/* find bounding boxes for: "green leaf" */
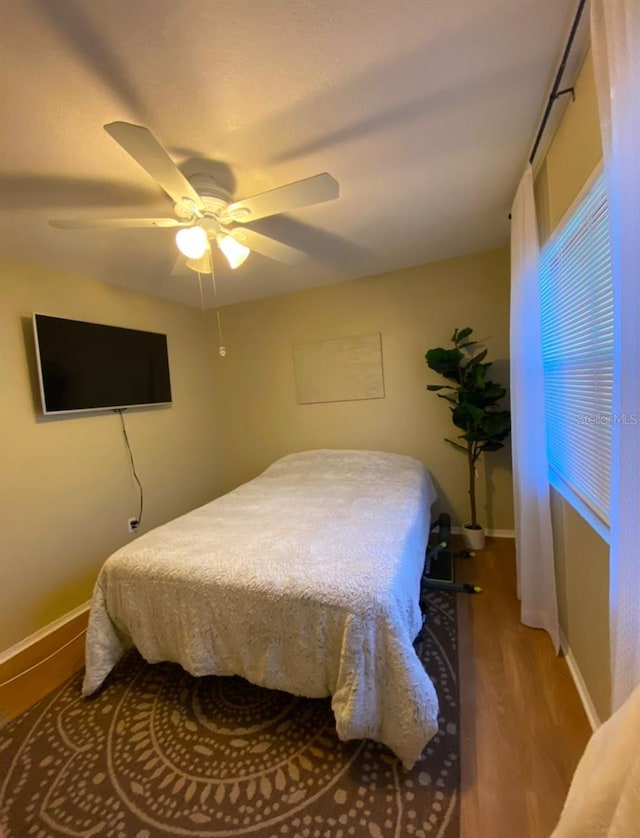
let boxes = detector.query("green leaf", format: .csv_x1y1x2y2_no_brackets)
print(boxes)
455,327,473,344
470,364,487,388
479,381,506,401
426,384,449,391
479,441,504,452
444,438,468,453
480,411,511,435
452,402,484,431
425,347,464,381
461,380,506,409
467,348,488,369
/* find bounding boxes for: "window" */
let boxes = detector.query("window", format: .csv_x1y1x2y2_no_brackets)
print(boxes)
539,166,613,537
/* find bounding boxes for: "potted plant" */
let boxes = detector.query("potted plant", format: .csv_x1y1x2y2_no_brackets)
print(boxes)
425,327,511,550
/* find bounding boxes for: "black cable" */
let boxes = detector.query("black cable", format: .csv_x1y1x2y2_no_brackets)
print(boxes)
115,409,144,526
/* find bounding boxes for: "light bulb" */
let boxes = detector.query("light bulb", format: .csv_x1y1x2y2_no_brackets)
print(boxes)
176,226,208,259
218,234,250,269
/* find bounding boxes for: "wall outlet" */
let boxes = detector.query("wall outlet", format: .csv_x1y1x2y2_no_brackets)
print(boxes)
128,517,139,534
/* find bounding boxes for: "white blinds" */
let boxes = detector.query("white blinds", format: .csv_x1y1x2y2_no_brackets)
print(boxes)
539,168,613,525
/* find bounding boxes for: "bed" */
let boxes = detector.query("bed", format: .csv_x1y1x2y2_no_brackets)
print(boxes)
82,449,440,768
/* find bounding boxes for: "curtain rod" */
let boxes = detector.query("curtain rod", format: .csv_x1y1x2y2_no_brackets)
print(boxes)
528,0,587,164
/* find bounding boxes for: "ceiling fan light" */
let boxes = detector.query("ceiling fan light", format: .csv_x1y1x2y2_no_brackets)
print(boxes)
218,234,250,269
176,226,208,259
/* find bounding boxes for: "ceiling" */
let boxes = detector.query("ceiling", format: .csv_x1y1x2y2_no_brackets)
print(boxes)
0,0,581,308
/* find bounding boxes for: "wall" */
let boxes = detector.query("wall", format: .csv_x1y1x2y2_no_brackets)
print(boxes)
536,44,603,235
0,263,226,652
209,247,514,532
534,47,611,722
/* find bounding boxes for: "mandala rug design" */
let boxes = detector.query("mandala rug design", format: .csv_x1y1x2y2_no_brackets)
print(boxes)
0,589,459,837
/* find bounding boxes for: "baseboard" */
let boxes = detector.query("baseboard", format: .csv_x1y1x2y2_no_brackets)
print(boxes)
0,600,91,664
0,601,91,722
560,630,601,732
451,526,516,538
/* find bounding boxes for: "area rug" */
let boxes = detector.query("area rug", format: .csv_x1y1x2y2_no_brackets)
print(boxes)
0,590,459,838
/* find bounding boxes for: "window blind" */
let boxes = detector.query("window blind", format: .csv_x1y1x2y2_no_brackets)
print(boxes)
539,168,613,525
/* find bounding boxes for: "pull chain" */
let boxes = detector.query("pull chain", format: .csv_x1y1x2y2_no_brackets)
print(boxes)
196,253,226,357
209,259,225,357
215,309,225,356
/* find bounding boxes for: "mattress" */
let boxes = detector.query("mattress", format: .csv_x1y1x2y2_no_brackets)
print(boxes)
82,449,439,768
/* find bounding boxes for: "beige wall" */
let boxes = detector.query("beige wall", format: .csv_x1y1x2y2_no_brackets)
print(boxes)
0,263,226,651
538,46,603,234
535,48,611,722
209,247,514,532
550,490,610,719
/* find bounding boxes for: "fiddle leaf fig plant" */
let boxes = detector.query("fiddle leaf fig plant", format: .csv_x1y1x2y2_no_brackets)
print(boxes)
425,327,511,529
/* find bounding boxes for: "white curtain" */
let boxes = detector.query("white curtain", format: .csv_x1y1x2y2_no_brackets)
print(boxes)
591,0,640,711
509,166,560,652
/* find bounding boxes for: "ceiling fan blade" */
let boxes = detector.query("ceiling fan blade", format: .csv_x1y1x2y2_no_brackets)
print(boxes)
233,229,306,265
104,121,205,213
49,217,187,229
227,173,339,223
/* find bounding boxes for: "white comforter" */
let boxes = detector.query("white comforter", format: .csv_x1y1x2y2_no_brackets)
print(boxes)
83,449,439,768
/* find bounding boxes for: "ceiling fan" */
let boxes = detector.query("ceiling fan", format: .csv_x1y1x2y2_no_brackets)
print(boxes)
49,121,340,273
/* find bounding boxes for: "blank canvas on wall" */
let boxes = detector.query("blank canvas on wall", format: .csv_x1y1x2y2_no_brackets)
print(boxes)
293,333,385,404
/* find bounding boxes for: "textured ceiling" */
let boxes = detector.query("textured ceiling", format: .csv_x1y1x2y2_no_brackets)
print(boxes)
0,0,580,307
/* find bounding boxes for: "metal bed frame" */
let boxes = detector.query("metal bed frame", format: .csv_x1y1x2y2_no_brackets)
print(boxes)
423,513,481,594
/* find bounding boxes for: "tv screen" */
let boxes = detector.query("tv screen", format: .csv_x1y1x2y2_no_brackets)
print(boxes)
33,313,172,415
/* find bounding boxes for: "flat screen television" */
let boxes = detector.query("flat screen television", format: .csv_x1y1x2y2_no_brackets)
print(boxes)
33,313,172,415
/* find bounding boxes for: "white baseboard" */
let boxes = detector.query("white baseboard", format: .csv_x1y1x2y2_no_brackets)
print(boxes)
0,600,92,665
560,630,601,731
451,526,515,538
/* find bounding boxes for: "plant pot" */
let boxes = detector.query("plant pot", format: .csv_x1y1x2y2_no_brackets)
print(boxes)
462,524,485,551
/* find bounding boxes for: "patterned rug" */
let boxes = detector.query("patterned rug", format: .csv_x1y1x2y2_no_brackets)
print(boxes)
0,590,459,838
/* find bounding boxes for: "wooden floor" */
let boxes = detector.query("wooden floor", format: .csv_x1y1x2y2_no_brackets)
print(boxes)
456,537,592,838
2,538,592,837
